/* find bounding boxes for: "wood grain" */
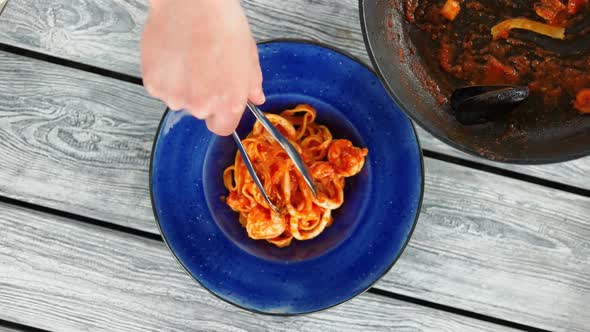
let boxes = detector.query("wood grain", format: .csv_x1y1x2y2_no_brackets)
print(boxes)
0,0,147,76
0,51,164,232
0,0,589,190
0,50,589,331
380,159,590,332
0,202,516,332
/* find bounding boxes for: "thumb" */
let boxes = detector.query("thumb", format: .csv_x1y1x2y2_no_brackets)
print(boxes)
248,40,265,105
249,84,266,105
205,110,242,136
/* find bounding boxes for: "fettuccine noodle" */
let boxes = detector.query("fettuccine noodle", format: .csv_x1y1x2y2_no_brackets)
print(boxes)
224,104,368,247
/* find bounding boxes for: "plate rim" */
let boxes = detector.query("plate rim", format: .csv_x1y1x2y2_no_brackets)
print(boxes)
149,38,425,316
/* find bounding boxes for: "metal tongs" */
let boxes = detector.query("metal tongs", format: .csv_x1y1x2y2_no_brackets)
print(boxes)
232,102,318,213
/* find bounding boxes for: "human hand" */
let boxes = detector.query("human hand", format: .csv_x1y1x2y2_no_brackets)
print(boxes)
141,0,264,135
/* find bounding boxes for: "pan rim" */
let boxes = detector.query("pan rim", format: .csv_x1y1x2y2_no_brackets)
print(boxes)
359,0,590,165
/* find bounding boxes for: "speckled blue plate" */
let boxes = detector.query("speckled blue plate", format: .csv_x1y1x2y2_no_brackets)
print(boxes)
150,40,424,315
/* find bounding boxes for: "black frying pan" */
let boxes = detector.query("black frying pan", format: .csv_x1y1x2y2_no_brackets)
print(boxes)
360,0,590,164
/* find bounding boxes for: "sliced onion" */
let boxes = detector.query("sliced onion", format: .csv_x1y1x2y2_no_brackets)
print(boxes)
491,18,566,40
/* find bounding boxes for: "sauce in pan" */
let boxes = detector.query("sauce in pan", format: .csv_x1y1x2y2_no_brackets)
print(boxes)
404,0,590,114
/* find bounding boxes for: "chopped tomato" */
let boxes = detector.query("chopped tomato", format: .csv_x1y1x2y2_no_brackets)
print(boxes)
483,57,518,84
534,0,568,25
441,0,461,21
567,0,589,14
574,89,590,114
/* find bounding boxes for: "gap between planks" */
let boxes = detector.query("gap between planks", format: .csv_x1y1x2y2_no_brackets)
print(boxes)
0,190,550,332
0,319,51,332
0,196,549,332
1,0,589,192
0,41,587,199
1,44,589,331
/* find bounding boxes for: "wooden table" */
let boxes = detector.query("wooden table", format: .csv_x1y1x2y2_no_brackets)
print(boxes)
0,1,588,331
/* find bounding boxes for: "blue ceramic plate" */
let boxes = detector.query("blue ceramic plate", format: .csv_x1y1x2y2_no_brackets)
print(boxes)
150,40,424,315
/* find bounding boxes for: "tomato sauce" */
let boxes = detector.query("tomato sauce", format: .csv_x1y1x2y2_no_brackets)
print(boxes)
404,0,590,114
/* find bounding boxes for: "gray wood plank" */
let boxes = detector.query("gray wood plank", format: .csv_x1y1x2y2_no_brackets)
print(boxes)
0,0,148,76
0,51,589,331
0,0,589,190
0,51,164,232
0,202,515,332
380,159,590,332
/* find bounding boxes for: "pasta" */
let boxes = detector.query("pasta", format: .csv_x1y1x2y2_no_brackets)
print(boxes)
224,104,368,247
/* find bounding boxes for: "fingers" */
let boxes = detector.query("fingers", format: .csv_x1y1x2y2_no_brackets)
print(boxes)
143,66,258,135
186,95,222,119
248,39,266,105
249,82,265,105
205,96,248,136
206,108,243,136
141,2,264,136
